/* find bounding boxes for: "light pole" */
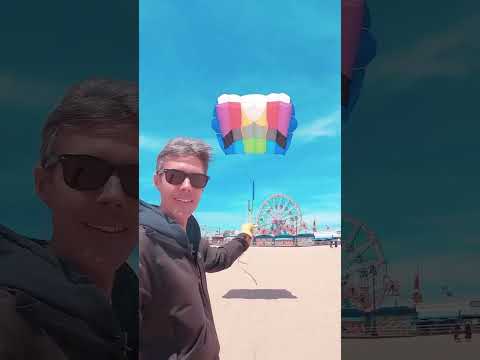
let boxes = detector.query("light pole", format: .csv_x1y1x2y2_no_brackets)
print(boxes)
369,264,378,336
295,217,298,246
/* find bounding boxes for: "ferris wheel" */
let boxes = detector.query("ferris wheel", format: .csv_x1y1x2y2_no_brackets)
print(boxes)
255,194,305,236
341,215,398,312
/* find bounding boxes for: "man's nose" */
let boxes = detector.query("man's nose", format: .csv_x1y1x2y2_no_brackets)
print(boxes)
96,175,126,207
179,176,192,191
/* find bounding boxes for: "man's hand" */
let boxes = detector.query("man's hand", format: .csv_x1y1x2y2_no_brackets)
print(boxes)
240,223,256,246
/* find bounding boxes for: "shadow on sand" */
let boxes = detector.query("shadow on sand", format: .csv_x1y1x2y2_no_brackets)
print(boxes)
222,289,298,300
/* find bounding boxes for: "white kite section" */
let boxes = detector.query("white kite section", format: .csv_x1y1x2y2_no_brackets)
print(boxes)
217,93,291,104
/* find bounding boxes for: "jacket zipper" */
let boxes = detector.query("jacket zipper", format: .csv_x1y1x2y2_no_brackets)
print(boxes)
195,254,212,318
195,256,206,303
122,331,132,358
190,243,212,321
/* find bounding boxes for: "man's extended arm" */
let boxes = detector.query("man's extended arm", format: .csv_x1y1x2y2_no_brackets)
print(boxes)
202,233,251,273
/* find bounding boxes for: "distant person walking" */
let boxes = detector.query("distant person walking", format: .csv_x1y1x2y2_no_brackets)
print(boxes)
453,323,461,342
465,323,472,342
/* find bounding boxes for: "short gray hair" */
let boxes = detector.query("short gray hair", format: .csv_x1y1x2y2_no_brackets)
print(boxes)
156,137,212,172
40,78,138,166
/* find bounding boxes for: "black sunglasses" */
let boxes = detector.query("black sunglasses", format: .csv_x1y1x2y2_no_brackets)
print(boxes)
157,168,209,189
43,154,138,198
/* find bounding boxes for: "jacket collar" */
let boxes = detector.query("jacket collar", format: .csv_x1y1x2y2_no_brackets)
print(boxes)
139,200,202,254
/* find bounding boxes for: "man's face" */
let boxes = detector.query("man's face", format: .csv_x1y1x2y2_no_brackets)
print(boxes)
35,128,138,272
154,156,206,225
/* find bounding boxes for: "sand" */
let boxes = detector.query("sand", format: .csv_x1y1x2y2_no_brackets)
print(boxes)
206,245,341,360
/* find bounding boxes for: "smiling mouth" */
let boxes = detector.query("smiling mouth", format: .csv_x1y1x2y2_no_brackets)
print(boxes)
83,222,128,234
174,198,193,204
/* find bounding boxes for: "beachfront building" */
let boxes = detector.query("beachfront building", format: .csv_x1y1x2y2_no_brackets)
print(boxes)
343,299,480,337
373,306,417,337
206,232,244,246
252,232,335,247
342,308,367,336
273,234,295,247
342,306,417,337
312,230,341,246
296,233,315,246
253,234,274,247
416,299,480,335
312,238,331,246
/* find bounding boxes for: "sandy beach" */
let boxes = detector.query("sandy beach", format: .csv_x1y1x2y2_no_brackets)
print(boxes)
206,245,341,360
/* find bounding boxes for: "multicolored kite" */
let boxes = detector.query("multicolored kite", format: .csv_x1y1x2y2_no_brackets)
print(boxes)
212,93,297,155
342,0,376,124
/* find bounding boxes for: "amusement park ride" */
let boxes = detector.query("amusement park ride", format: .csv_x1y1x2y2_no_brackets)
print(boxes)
244,192,416,313
246,192,341,244
255,194,309,236
341,215,401,312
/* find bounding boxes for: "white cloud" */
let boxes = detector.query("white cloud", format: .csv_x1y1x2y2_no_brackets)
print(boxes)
374,14,480,86
295,109,340,142
302,211,341,228
139,134,167,152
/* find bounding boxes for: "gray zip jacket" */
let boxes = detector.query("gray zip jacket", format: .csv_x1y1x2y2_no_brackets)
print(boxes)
139,201,249,360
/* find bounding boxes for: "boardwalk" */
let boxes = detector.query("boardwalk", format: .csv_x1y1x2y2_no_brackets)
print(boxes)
343,334,479,360
206,246,341,360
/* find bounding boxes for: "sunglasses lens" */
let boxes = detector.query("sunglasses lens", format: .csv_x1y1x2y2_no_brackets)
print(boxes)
165,169,187,185
118,165,139,198
163,169,209,188
61,155,112,190
189,174,209,188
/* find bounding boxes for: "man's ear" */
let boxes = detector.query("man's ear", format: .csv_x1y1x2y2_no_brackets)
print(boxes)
153,172,161,189
34,166,53,208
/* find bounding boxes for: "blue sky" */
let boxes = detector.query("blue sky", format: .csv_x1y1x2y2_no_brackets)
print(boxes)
0,1,138,269
140,0,341,232
1,0,137,240
344,0,480,302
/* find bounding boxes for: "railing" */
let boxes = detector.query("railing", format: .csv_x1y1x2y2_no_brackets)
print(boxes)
342,322,480,338
416,322,480,336
342,322,416,338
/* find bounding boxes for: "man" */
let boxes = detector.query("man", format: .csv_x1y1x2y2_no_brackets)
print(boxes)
0,79,139,359
140,137,254,360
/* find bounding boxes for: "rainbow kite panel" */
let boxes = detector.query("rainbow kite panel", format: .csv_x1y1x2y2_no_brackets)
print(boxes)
212,93,297,155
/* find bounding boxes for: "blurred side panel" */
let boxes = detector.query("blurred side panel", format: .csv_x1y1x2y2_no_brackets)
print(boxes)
342,1,480,359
